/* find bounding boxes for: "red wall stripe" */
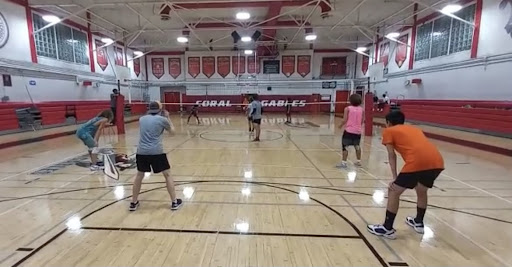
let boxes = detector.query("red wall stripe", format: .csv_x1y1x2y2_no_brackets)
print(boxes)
25,7,37,63
408,4,418,70
470,0,482,58
86,12,95,73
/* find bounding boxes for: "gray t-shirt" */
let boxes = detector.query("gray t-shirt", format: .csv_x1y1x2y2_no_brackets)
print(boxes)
250,100,262,120
137,114,172,155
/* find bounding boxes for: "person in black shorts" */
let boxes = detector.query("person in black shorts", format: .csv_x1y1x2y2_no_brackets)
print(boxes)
285,98,292,123
187,104,200,124
246,97,254,133
129,101,183,211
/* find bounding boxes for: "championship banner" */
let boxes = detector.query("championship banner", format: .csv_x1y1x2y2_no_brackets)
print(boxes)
202,56,215,78
282,55,295,77
361,55,369,75
151,58,164,79
247,56,260,74
188,57,200,78
169,58,181,79
395,34,409,68
380,42,390,67
217,56,230,78
232,56,246,75
115,47,123,66
95,40,108,71
297,55,311,77
321,57,346,77
133,57,140,77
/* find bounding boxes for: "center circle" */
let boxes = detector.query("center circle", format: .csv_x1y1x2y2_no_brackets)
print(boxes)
199,130,284,143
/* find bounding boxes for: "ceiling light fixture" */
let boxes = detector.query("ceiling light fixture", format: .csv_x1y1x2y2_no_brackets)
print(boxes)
241,36,252,42
386,32,400,39
441,4,462,14
305,34,317,41
42,15,60,23
133,51,144,57
244,49,253,55
236,11,251,20
356,47,367,52
101,38,114,44
177,36,188,43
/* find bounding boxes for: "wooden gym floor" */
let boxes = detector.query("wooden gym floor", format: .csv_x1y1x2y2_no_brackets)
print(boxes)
0,114,511,267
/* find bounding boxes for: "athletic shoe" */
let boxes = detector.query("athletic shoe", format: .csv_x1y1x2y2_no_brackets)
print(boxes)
354,161,362,167
89,165,103,171
171,199,183,210
129,201,140,211
367,224,396,239
405,216,425,234
253,138,260,142
336,162,348,168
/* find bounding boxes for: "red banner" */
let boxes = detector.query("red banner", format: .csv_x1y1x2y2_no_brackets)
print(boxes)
395,34,408,68
188,57,200,78
151,58,164,79
95,40,108,71
362,55,369,75
380,42,390,67
321,57,346,77
247,56,260,74
232,56,246,75
169,58,181,79
202,56,215,78
282,55,295,77
217,56,230,78
115,47,123,66
297,55,311,77
133,57,140,77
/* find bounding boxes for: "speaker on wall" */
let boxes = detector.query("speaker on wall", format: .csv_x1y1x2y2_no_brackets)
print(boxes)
267,86,272,91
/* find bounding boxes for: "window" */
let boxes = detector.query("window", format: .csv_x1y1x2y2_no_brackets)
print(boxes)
414,4,475,61
32,13,90,65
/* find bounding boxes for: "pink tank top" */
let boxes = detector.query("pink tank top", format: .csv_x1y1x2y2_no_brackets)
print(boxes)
345,106,363,134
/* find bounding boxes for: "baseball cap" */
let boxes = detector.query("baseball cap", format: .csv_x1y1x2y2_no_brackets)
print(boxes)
148,101,162,114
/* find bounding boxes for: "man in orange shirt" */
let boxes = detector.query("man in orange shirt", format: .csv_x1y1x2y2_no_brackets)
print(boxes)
367,111,444,239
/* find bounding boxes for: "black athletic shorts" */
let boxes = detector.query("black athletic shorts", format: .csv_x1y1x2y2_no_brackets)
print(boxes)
394,169,443,189
252,118,261,124
342,131,361,150
136,154,170,173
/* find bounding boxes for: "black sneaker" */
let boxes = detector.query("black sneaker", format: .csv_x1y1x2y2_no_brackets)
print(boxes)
129,201,139,211
405,216,425,234
367,224,396,239
171,199,183,210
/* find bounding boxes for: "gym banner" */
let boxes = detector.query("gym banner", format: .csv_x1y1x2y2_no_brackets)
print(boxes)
95,40,108,71
297,55,311,77
362,55,369,75
202,56,215,78
232,56,246,75
282,55,295,77
151,58,164,79
395,34,408,68
321,57,346,77
217,56,230,78
169,58,181,79
247,56,260,74
115,47,123,66
380,42,390,67
133,57,140,77
188,57,200,78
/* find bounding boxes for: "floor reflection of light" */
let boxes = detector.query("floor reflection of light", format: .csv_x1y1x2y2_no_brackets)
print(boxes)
241,187,251,196
66,216,82,232
144,172,151,179
422,226,434,241
114,185,124,200
347,171,357,182
372,190,385,205
299,188,310,201
235,221,250,232
244,170,253,179
183,187,195,199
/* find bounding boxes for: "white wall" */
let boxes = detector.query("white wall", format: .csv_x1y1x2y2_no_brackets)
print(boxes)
0,1,32,62
312,52,356,79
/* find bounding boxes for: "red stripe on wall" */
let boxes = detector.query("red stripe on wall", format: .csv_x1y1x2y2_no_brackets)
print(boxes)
408,4,418,70
25,7,37,63
86,12,95,73
470,0,482,58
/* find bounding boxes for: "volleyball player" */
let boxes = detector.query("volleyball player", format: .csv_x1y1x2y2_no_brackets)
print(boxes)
285,98,292,123
129,101,182,211
187,104,201,124
249,95,262,141
76,109,113,171
246,97,254,133
337,94,364,168
367,111,444,239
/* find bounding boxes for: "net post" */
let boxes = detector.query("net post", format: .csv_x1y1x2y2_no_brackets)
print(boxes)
116,94,125,134
364,92,373,137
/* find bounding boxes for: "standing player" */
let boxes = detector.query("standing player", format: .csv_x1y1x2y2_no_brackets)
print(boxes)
187,104,201,124
249,95,262,141
129,101,183,211
285,98,292,124
367,111,444,239
76,109,113,171
245,97,254,133
110,89,119,124
337,94,364,168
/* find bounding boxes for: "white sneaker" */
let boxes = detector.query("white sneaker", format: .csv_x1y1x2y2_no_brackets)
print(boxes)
336,162,348,168
367,224,396,239
405,216,425,234
89,165,103,171
354,161,362,167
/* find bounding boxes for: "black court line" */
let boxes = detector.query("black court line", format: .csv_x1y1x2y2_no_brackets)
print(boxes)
81,226,361,239
15,248,34,252
388,262,409,266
